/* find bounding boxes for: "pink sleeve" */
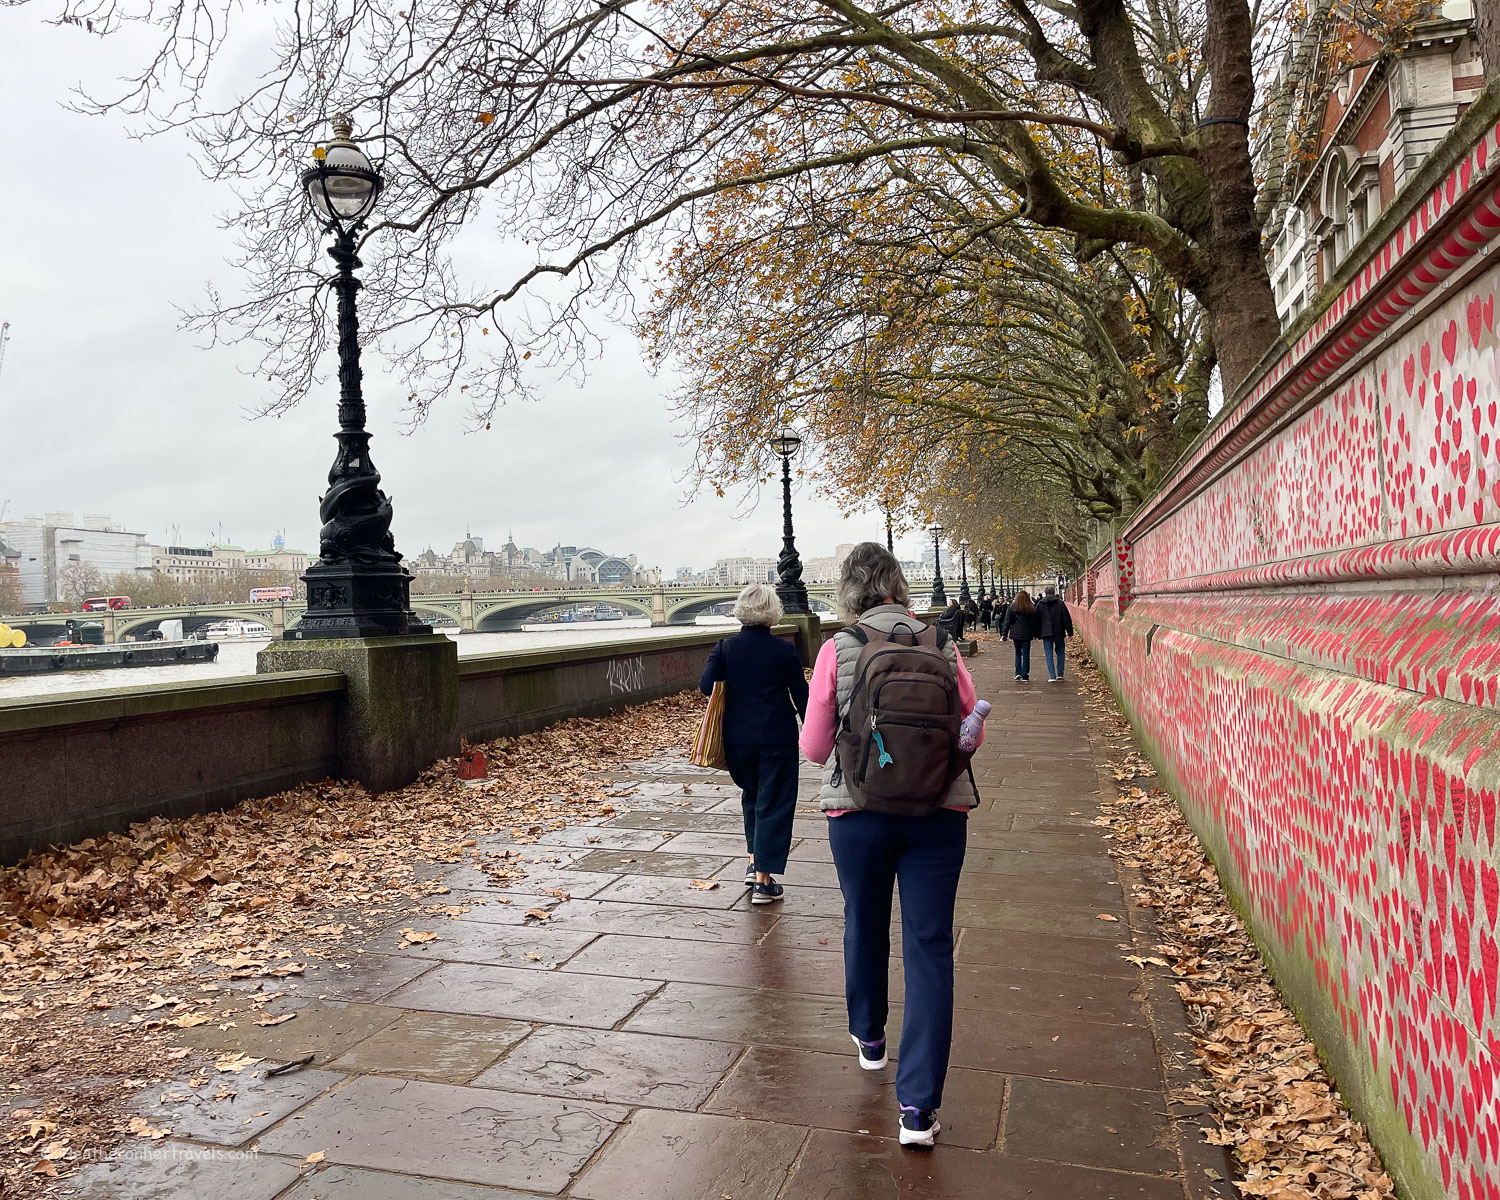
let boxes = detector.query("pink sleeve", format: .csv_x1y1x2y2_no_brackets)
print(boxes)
955,649,984,748
799,639,840,764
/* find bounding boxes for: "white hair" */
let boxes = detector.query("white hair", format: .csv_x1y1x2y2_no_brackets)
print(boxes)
734,581,784,626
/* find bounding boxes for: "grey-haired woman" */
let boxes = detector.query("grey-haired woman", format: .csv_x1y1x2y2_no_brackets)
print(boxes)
699,582,810,905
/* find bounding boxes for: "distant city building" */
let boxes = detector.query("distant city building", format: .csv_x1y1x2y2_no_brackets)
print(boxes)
405,533,656,586
0,538,21,611
713,556,778,585
804,543,856,584
1,513,152,605
152,541,311,583
1268,0,1484,327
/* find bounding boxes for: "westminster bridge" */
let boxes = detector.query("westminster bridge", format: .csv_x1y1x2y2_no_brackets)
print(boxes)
3,584,839,643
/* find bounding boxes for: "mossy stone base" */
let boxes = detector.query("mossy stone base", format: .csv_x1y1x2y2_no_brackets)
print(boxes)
258,635,458,792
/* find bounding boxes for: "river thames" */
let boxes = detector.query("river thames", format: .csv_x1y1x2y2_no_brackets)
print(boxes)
0,619,745,700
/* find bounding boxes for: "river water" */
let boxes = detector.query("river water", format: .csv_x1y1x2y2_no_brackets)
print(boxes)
0,618,741,701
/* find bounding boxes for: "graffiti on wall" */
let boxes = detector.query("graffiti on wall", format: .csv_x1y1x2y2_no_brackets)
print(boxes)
605,656,647,695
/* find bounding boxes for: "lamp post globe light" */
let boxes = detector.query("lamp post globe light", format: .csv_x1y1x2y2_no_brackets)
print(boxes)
286,115,429,640
928,523,947,608
958,538,971,606
770,429,810,616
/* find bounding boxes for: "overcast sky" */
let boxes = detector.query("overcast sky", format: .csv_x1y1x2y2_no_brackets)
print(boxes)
0,12,935,573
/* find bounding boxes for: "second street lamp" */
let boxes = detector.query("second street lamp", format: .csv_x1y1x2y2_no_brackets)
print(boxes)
883,504,894,552
958,538,972,606
928,523,947,608
286,114,428,640
771,430,810,615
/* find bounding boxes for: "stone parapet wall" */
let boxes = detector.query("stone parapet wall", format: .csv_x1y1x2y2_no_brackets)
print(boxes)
1076,88,1500,1200
0,672,345,864
0,628,807,866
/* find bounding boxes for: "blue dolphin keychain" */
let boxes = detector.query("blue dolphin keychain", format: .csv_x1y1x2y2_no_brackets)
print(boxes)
872,729,894,768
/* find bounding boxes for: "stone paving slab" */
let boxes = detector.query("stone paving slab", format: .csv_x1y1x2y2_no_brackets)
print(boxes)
104,643,1215,1199
255,1075,629,1192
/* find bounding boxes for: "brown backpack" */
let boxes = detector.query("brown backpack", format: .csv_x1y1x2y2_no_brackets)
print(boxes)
833,621,965,816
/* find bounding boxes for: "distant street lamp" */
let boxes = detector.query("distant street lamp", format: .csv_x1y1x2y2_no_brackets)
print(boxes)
770,429,809,615
928,523,947,608
883,505,894,552
285,114,428,640
958,538,971,606
976,557,987,603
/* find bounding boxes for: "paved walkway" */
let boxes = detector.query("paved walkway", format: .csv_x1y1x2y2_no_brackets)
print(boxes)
71,644,1223,1200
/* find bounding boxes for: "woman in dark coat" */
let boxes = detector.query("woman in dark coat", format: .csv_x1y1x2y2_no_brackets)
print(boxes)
999,589,1040,682
699,582,809,905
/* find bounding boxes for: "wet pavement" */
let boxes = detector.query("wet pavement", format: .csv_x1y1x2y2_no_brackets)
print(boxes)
66,645,1226,1199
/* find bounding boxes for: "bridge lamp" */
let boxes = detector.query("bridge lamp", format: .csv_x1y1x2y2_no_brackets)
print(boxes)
927,523,947,609
284,114,428,640
958,538,971,606
769,429,810,616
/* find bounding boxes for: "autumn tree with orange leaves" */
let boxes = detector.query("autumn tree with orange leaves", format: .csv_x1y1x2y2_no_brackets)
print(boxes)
29,0,1475,557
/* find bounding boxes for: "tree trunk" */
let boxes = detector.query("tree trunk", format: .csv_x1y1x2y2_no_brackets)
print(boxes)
1202,0,1282,394
1478,0,1500,80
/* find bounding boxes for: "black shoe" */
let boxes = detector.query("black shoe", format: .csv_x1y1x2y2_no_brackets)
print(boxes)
744,862,756,887
899,1106,940,1147
750,879,784,906
851,1034,888,1070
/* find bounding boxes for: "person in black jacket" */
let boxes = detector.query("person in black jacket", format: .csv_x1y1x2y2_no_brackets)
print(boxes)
1035,585,1075,683
999,590,1040,681
978,594,994,631
699,582,810,905
936,598,965,640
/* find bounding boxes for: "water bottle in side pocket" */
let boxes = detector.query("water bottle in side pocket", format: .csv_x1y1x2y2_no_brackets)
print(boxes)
958,699,991,753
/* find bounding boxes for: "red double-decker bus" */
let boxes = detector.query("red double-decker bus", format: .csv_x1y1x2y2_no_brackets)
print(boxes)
81,596,132,611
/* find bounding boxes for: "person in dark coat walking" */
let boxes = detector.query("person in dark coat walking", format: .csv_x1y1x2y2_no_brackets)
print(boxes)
700,582,810,905
963,598,979,631
1035,585,1075,682
978,594,994,631
999,590,1040,681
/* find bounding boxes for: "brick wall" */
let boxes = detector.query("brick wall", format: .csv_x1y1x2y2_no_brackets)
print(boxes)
1076,94,1500,1200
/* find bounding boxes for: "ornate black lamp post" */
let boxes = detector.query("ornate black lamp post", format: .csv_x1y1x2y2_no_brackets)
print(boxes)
928,523,947,608
770,430,809,615
883,505,894,552
285,115,427,641
958,538,971,605
976,556,987,603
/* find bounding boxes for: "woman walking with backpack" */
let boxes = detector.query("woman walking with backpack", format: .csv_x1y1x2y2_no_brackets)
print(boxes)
1000,589,1040,682
800,542,983,1147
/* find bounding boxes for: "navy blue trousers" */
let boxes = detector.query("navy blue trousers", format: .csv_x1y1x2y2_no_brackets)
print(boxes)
1013,638,1033,679
723,742,799,874
828,808,968,1111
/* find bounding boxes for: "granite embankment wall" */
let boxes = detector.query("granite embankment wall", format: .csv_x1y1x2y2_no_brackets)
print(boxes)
1076,93,1500,1200
0,629,779,865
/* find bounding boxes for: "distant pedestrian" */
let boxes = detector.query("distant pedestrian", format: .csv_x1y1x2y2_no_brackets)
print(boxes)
963,598,979,631
1000,590,1040,682
801,542,983,1149
699,582,809,906
978,594,993,631
1036,585,1075,683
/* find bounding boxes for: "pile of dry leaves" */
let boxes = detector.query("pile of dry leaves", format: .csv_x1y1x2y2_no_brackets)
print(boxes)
1073,649,1396,1200
1,691,704,1195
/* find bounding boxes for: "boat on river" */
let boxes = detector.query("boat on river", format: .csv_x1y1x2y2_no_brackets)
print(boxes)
0,641,221,675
